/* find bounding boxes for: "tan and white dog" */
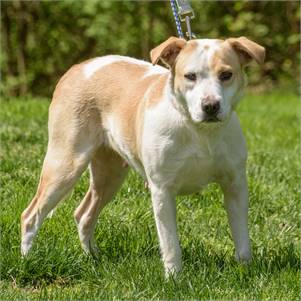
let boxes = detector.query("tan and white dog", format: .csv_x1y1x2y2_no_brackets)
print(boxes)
21,36,265,275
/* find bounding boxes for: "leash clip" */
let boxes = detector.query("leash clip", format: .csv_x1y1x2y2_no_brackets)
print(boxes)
176,0,195,21
175,0,196,40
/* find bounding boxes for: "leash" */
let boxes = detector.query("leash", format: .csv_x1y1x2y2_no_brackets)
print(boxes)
170,0,195,40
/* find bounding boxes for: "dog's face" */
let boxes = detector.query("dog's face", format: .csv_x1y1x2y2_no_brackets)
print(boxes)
151,37,265,125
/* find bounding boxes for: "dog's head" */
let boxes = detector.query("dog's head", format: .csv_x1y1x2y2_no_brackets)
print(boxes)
150,37,265,125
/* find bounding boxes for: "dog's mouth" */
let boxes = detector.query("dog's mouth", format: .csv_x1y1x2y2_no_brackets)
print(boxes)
190,110,224,125
202,115,221,123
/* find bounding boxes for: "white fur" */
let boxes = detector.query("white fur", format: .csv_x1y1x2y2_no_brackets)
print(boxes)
143,64,168,78
83,55,152,79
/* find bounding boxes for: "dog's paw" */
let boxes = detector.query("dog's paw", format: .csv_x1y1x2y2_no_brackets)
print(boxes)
21,240,32,257
90,245,100,259
82,240,100,259
235,249,252,264
164,262,182,279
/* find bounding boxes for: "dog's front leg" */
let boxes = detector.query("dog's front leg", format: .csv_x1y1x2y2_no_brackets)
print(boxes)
221,172,251,263
150,186,182,276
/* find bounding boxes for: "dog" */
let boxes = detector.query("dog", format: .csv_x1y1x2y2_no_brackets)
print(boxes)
21,36,265,276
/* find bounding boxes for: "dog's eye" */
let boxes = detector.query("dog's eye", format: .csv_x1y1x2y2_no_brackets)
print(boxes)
184,73,197,81
219,71,233,81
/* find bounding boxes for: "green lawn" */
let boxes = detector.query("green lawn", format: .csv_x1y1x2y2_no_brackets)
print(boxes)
0,91,300,300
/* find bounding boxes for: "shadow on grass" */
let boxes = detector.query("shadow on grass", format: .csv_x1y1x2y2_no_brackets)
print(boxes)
2,226,299,288
182,241,299,278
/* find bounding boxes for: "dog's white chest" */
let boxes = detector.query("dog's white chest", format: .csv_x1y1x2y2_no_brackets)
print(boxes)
173,147,218,194
159,137,226,195
142,123,230,195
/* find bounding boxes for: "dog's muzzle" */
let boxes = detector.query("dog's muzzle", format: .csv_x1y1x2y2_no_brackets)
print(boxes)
201,97,221,123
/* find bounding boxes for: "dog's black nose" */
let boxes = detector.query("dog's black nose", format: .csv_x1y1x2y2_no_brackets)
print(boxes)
201,100,220,115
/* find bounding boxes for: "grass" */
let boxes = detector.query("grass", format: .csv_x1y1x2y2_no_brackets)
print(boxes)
0,91,300,300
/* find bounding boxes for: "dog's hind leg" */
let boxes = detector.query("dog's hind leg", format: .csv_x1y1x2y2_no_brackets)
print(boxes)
20,101,102,256
74,146,129,255
20,143,95,256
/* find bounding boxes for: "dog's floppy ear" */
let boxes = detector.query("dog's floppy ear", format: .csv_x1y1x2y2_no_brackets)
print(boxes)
227,37,265,66
150,36,187,67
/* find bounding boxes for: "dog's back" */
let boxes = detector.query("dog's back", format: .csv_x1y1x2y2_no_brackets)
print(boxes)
50,56,168,158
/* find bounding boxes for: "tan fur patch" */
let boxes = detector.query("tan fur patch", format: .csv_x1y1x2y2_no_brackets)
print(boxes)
83,61,167,159
227,37,265,65
145,73,169,107
50,58,170,163
210,42,244,89
52,63,83,102
211,42,241,73
150,36,186,66
172,40,198,91
176,40,198,71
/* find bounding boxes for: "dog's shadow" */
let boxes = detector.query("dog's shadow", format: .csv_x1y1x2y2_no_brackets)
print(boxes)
179,242,299,278
14,217,299,287
92,224,299,275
